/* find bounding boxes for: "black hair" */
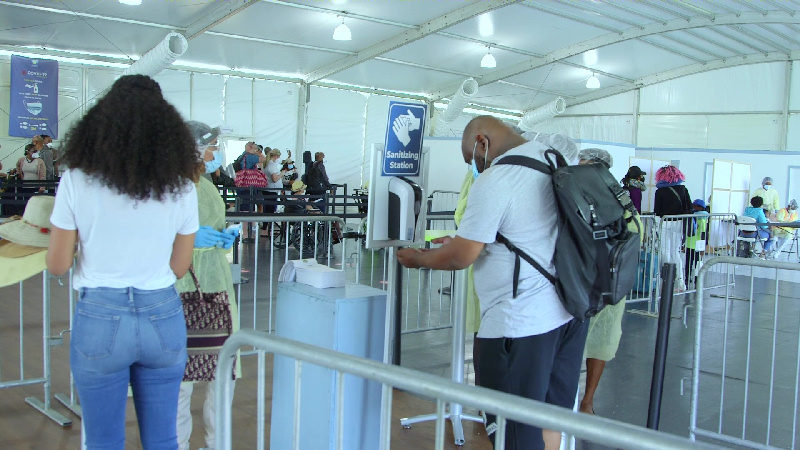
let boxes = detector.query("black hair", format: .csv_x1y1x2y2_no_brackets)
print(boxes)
750,196,764,208
59,75,199,201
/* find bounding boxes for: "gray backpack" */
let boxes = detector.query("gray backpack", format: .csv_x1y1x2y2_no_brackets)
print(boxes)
494,149,641,320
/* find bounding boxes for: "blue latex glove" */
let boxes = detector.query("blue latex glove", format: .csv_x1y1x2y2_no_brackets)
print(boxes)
195,225,227,249
218,230,236,249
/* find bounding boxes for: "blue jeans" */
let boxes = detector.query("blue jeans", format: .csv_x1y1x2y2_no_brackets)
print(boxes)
72,286,187,450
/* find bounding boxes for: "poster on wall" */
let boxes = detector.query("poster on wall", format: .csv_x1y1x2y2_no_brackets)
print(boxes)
382,101,426,177
9,55,59,138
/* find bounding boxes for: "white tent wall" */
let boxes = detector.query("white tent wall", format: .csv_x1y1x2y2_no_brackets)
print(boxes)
789,61,800,151
305,86,367,193
528,62,797,152
533,92,636,144
2,54,798,196
253,79,299,158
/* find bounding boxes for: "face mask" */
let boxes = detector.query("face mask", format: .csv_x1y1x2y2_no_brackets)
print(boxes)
46,143,53,148
288,164,294,169
470,141,489,179
763,185,771,190
31,152,40,159
204,159,221,174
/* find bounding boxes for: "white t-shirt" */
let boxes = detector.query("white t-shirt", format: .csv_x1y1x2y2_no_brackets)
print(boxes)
50,169,199,290
266,160,283,189
457,140,572,339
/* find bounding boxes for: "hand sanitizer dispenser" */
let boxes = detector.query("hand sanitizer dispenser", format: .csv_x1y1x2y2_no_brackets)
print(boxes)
388,177,422,241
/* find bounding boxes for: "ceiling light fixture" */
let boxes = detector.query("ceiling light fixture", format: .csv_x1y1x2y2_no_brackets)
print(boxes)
586,73,600,89
333,17,351,41
118,0,142,5
480,47,496,68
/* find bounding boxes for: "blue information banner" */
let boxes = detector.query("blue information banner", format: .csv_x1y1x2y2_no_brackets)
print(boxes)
382,101,426,177
9,55,59,139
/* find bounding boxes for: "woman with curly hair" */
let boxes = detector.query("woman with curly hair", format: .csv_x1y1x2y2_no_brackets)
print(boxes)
653,165,693,291
46,74,200,449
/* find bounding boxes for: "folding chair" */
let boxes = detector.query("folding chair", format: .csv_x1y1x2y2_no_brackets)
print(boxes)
736,216,766,258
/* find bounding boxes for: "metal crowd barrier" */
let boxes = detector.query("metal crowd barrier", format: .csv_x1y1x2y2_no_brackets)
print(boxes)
226,211,459,336
214,329,721,450
224,213,347,335
690,256,800,449
628,213,737,316
0,270,71,426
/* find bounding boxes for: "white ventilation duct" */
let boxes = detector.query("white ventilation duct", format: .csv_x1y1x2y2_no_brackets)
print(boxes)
518,97,567,131
431,78,479,137
122,32,188,77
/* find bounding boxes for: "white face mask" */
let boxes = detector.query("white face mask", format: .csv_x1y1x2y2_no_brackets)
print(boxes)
31,152,40,159
45,143,53,148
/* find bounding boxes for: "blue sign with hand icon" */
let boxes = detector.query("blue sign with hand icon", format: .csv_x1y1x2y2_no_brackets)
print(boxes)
383,101,426,177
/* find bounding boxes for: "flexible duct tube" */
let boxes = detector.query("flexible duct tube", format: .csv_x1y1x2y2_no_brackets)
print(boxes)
431,78,479,137
122,32,188,77
441,78,479,123
518,97,566,131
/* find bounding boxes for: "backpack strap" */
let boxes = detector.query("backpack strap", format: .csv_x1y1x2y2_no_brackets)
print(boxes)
492,154,552,175
492,155,554,298
496,232,556,298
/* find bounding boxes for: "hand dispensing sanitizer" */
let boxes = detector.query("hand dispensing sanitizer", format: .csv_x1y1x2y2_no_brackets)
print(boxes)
387,177,422,241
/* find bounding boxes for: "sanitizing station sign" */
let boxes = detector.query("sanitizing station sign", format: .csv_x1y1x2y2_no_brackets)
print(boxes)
382,101,426,177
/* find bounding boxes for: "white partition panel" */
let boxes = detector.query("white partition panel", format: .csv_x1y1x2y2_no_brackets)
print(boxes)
190,73,224,131
576,141,634,183
426,138,467,194
224,77,253,137
306,86,367,192
713,161,732,190
712,159,750,215
154,69,191,119
253,80,299,152
628,157,671,213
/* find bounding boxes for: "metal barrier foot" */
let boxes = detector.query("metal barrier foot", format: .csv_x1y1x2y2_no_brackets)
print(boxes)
400,410,483,445
55,394,82,417
25,397,72,426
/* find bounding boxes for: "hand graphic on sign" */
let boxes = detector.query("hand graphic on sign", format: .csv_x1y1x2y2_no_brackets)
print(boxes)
392,109,421,147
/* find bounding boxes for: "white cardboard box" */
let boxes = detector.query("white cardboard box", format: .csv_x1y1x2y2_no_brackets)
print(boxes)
295,264,346,289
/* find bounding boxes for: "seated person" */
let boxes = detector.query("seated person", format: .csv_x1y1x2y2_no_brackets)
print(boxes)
770,199,798,259
741,196,774,255
285,180,320,215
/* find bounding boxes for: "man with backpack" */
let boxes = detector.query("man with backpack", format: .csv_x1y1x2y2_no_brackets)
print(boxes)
397,116,586,450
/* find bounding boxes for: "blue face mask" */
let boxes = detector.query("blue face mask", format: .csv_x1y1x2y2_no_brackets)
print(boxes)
288,164,294,169
763,185,771,191
205,159,221,174
471,141,488,179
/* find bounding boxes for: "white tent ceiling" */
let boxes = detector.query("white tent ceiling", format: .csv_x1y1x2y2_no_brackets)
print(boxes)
1,0,799,115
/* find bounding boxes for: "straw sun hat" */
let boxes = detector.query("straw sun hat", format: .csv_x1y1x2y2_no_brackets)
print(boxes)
0,196,55,288
0,195,55,248
291,180,307,192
